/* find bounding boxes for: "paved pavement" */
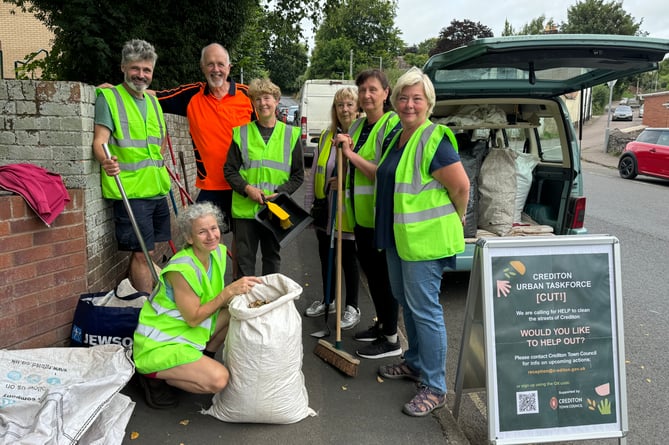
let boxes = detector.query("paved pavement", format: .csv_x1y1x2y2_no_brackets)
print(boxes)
120,180,471,445
579,115,625,170
119,116,621,445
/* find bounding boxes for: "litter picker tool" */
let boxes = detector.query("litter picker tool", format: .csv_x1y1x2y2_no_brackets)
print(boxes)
313,144,360,377
102,143,161,287
165,164,195,205
309,194,337,339
166,133,188,206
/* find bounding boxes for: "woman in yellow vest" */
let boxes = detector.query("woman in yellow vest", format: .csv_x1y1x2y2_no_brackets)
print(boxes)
224,78,304,279
374,68,470,417
335,69,402,358
133,202,261,409
303,87,361,330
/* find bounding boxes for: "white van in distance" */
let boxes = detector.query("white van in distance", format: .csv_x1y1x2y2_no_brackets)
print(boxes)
297,79,356,166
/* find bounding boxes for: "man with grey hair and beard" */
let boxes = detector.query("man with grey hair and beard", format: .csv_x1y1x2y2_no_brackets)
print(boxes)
151,43,254,278
92,39,171,295
152,43,254,235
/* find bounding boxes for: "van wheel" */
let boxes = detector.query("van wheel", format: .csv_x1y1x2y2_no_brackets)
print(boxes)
618,155,637,179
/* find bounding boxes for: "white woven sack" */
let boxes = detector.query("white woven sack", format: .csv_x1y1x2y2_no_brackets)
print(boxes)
204,273,316,424
478,148,518,236
514,152,540,223
0,345,134,445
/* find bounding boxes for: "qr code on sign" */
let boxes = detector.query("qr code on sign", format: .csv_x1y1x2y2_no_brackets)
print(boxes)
516,390,539,414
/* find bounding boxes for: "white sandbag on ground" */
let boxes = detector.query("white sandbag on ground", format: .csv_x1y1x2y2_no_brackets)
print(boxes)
204,273,317,424
0,344,135,445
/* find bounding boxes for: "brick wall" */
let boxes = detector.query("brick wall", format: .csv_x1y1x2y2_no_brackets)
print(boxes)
0,4,54,79
0,79,193,349
640,92,669,128
0,190,85,348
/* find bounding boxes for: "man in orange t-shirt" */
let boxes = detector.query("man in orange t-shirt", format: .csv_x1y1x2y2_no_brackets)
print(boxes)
155,43,254,232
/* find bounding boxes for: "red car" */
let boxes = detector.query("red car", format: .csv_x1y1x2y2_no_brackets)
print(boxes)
618,128,669,180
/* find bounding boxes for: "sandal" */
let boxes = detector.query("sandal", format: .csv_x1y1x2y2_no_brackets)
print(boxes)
378,361,421,382
402,385,446,417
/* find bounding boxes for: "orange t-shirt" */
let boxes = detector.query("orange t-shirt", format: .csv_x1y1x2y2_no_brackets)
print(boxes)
157,81,254,190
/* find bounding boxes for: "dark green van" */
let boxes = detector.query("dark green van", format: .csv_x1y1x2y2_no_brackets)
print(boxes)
422,34,669,271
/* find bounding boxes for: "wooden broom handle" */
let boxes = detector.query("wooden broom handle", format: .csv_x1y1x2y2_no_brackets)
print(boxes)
335,144,344,342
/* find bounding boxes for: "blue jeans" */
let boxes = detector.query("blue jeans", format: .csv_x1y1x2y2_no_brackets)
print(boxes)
386,246,448,394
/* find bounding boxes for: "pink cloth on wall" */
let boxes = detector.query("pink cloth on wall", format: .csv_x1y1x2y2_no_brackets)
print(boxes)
0,163,71,226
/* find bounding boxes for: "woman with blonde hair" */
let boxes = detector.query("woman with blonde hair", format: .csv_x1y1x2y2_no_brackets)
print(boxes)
224,78,304,279
375,67,469,416
304,87,361,330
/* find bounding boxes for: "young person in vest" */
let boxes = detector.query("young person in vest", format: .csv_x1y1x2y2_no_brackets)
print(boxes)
133,202,261,409
224,78,304,279
375,68,469,417
303,87,361,330
92,39,171,294
334,69,402,358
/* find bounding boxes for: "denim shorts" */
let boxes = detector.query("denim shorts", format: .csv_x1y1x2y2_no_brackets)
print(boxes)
113,198,171,251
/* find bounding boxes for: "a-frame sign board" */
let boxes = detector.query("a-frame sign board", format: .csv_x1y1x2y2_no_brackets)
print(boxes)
453,235,628,444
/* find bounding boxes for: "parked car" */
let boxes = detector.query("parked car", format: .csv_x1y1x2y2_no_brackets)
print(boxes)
281,105,299,124
638,104,644,118
612,105,634,121
422,34,669,271
618,128,669,180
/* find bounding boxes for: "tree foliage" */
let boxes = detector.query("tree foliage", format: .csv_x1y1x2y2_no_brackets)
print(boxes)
308,0,403,79
3,0,318,89
400,38,437,70
261,8,309,93
561,0,642,35
430,19,493,56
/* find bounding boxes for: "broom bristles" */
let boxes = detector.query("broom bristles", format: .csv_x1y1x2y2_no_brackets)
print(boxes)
314,339,360,377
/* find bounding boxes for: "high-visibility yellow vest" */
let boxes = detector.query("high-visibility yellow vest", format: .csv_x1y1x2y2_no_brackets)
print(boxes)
314,129,353,232
379,122,464,261
133,245,227,373
230,122,300,219
97,85,170,199
345,111,399,228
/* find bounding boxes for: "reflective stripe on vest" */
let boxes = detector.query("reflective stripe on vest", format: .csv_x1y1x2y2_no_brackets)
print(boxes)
135,246,225,351
346,112,399,228
108,88,165,149
313,130,333,199
394,125,456,224
98,85,170,199
314,129,353,232
385,122,464,261
231,122,299,218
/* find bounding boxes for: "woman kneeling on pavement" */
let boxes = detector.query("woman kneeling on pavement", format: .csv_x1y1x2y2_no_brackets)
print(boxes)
133,202,261,409
374,67,469,416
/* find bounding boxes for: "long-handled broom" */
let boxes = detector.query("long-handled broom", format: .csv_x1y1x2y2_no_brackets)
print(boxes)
313,143,360,377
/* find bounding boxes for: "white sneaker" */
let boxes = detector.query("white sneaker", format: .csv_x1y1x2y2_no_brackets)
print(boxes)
341,305,361,330
305,300,335,317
